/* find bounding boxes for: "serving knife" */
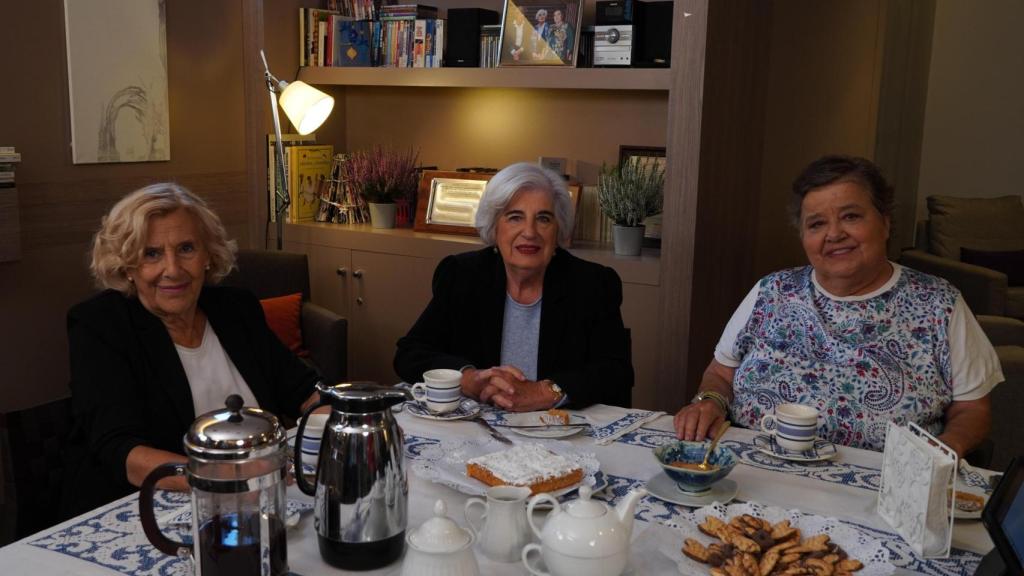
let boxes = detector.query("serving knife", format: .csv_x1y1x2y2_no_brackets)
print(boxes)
474,417,514,444
491,423,589,429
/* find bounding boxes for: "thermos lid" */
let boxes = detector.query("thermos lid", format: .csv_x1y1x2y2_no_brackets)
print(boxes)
318,381,412,413
408,500,472,552
185,394,286,460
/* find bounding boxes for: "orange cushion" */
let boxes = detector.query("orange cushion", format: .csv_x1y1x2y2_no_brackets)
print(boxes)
260,293,307,356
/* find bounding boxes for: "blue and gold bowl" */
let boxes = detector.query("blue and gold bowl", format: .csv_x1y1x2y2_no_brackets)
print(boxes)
653,440,738,494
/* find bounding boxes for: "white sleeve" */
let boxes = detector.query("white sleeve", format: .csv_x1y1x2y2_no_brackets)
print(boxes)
948,294,1004,401
713,283,761,368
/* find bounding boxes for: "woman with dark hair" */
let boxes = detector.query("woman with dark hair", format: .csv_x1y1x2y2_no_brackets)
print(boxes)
394,162,633,411
674,155,1003,456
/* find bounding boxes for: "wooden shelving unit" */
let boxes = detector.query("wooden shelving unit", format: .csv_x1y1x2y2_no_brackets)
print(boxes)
297,66,671,91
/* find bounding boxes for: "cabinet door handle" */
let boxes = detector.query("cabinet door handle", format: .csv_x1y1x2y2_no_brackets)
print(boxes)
336,267,348,277
356,297,364,306
352,269,365,279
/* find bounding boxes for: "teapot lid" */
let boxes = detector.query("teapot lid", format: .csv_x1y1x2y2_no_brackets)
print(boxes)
319,381,412,413
184,395,285,460
408,500,472,552
564,485,606,518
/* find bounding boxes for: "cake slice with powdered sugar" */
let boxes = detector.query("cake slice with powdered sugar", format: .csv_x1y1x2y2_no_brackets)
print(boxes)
466,442,584,495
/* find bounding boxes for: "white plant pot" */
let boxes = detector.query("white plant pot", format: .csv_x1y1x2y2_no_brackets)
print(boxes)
613,225,645,256
368,202,397,229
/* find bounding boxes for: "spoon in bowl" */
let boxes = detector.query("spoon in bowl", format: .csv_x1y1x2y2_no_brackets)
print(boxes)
698,421,731,471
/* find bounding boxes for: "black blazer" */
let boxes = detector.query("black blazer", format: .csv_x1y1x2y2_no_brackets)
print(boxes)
61,286,319,517
394,248,633,408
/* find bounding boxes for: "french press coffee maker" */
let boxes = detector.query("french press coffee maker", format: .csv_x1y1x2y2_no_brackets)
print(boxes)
139,395,290,576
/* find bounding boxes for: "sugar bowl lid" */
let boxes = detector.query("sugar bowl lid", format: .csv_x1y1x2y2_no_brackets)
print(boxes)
184,394,286,460
408,500,473,553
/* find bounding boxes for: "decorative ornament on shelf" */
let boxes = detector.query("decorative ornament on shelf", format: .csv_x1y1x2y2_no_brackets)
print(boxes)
597,158,664,256
344,145,420,229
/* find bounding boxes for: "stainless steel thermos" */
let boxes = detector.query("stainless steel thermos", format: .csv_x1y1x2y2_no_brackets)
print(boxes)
295,382,412,570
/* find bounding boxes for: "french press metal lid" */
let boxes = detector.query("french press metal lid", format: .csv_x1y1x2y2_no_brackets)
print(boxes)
185,394,286,461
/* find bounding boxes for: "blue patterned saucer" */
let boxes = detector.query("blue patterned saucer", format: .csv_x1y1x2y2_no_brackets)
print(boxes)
752,434,837,462
406,398,481,421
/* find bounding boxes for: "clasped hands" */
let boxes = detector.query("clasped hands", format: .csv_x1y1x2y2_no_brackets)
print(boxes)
460,366,558,412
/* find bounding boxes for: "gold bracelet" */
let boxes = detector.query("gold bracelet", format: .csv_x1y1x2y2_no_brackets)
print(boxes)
693,390,730,415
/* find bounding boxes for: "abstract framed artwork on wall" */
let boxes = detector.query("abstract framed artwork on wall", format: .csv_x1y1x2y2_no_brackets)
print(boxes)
64,0,170,164
498,0,582,67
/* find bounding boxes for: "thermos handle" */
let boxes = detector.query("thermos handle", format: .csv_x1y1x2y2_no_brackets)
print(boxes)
138,463,191,558
295,399,330,496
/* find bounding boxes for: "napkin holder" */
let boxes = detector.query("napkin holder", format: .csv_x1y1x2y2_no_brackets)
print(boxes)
877,422,957,558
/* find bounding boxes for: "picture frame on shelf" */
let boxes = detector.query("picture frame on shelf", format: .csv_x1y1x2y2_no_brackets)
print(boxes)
414,171,494,236
619,145,666,248
414,170,582,238
498,0,582,67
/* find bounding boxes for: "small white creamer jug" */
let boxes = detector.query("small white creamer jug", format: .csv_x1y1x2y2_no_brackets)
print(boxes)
464,485,533,562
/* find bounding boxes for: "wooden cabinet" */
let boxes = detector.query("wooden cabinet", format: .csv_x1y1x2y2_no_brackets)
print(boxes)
287,237,438,385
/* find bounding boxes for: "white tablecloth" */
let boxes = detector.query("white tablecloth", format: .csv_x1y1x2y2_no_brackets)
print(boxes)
0,404,996,575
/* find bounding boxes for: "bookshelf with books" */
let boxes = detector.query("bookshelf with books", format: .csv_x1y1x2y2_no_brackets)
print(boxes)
252,0,774,411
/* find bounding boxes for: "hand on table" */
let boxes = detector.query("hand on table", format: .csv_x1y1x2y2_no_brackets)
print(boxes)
674,400,728,441
461,366,560,411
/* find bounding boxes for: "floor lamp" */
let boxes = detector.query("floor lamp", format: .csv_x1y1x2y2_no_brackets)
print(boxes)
260,50,335,250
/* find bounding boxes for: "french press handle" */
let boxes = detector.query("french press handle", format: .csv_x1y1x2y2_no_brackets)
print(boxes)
138,462,191,558
294,399,330,497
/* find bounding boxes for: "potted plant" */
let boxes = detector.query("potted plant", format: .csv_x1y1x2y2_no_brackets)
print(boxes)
597,159,665,256
343,145,419,228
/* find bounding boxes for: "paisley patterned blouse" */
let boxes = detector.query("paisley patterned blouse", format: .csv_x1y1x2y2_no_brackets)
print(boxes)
719,264,1000,451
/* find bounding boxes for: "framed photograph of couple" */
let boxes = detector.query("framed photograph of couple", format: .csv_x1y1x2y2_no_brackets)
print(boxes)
498,0,582,67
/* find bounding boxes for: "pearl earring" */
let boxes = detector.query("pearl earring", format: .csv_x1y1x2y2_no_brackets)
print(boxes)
127,276,134,283
205,264,211,271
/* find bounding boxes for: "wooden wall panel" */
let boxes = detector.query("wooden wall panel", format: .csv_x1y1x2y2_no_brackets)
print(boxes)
0,0,249,412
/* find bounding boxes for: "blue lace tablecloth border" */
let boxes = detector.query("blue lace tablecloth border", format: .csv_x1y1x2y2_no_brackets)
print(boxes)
29,491,195,576
597,473,983,576
614,426,992,492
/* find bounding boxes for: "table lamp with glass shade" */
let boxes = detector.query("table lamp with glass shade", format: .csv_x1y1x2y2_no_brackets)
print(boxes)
261,49,334,249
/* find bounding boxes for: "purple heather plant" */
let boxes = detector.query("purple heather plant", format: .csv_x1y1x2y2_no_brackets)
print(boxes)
343,145,419,204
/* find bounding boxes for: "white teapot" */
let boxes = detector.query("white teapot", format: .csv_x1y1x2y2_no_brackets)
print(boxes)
522,485,647,576
401,500,480,576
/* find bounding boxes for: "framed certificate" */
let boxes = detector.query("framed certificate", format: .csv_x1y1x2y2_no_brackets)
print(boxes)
414,171,494,236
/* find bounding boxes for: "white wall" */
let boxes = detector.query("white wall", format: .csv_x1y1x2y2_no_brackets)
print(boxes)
916,0,1024,218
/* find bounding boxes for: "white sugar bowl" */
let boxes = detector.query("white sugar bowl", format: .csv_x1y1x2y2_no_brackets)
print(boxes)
401,500,480,576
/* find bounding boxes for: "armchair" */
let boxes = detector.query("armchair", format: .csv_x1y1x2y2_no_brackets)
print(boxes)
221,249,348,384
900,195,1024,320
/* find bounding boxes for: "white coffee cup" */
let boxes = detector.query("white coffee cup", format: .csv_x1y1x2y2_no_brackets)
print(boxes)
299,413,329,474
760,403,819,452
411,368,463,414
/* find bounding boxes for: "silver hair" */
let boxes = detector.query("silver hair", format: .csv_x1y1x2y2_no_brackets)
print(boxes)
475,162,574,247
536,8,548,18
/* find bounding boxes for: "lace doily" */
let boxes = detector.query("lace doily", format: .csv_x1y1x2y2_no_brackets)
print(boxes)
664,502,893,576
410,437,601,497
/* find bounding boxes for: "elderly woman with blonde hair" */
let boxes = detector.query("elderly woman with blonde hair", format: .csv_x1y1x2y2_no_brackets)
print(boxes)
394,162,633,411
62,183,320,517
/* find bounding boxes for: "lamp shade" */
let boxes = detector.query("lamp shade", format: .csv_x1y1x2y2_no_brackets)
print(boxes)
279,80,334,135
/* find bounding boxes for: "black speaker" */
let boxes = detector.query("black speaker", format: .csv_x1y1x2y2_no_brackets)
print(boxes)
446,8,500,67
633,0,672,68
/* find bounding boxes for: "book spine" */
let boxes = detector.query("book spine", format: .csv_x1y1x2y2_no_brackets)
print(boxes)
299,8,306,66
435,19,444,67
0,147,15,154
414,19,426,68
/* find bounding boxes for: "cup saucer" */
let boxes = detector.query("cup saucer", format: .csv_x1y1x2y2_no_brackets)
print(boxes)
645,473,738,507
752,434,837,462
405,398,481,421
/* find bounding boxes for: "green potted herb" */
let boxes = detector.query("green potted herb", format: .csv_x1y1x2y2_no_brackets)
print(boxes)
344,145,419,228
597,159,665,256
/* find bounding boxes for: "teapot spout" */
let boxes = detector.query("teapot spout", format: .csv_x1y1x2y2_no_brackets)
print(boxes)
614,488,648,538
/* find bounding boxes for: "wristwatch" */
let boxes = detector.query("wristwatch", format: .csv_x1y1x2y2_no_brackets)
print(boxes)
692,390,729,414
544,380,564,403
